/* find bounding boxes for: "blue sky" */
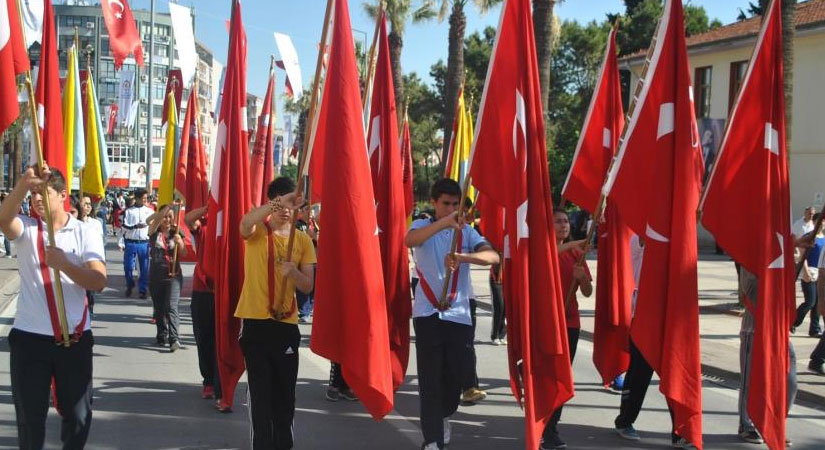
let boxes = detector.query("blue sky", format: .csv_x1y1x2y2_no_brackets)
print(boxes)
128,0,753,121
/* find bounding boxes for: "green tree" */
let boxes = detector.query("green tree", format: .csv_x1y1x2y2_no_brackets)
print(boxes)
403,72,443,200
363,0,435,107
419,0,501,171
613,0,719,56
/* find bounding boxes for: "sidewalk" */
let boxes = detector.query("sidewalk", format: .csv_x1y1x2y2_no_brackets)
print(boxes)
468,254,825,409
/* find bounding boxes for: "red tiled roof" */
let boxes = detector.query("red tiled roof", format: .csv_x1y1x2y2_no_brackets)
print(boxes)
622,0,825,60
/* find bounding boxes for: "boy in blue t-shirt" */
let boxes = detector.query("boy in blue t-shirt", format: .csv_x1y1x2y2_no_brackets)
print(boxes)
406,178,499,450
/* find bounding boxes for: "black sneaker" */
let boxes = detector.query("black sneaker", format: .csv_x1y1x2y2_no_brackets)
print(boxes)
125,287,133,297
738,429,763,444
540,433,567,449
808,360,825,375
340,387,358,401
809,330,823,338
139,291,148,299
325,387,340,402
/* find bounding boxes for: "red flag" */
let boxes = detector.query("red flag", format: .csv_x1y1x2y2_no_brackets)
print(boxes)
469,0,574,447
161,69,183,126
1,0,29,134
476,191,504,252
35,0,66,207
249,65,276,207
603,0,704,446
309,0,393,420
365,12,411,392
399,111,414,218
100,0,144,69
176,85,208,211
106,103,118,135
204,0,251,409
701,1,792,448
560,27,633,385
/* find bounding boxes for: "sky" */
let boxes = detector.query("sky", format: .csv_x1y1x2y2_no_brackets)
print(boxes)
126,0,755,125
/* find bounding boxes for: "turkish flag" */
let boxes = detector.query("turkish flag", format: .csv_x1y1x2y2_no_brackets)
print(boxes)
106,103,118,136
35,0,66,207
100,0,144,69
176,83,208,211
204,0,251,409
161,69,183,126
469,0,574,447
399,111,414,218
249,66,275,207
309,0,393,420
603,0,704,447
701,1,793,448
476,190,504,253
1,0,30,134
560,27,633,384
365,12,411,392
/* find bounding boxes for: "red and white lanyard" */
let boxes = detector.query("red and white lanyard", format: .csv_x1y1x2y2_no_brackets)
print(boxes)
36,220,88,344
265,222,297,319
416,229,463,311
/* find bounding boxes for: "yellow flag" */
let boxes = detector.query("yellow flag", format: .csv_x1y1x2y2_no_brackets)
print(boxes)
157,92,178,206
62,43,85,191
448,90,475,201
81,71,107,198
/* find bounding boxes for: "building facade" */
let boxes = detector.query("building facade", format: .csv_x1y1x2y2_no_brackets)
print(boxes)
54,2,221,190
621,0,825,247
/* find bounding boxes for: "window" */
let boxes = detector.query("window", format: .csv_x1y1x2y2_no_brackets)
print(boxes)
100,38,110,56
152,146,162,163
728,61,749,111
154,44,168,58
152,125,163,139
153,105,163,118
108,143,131,163
100,81,118,100
99,60,116,79
694,66,712,118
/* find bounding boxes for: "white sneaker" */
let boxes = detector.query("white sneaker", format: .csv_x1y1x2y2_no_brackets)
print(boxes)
443,417,451,445
492,338,501,346
422,443,439,450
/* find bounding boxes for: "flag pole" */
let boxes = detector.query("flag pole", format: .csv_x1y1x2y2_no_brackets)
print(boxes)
79,33,91,204
269,57,278,184
563,18,656,309
437,172,473,307
361,0,384,118
277,0,334,317
23,76,72,347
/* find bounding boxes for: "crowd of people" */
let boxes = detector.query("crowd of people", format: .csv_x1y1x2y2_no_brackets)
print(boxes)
1,168,823,450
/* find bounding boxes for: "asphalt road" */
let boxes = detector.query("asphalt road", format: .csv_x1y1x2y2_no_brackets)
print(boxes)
0,246,823,449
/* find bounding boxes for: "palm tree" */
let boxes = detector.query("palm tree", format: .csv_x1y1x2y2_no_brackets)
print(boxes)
421,0,501,168
364,0,435,108
533,0,562,117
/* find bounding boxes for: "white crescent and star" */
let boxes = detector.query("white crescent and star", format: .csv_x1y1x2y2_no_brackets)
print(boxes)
108,0,125,19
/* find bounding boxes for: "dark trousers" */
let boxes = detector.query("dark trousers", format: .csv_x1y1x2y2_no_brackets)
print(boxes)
191,291,220,397
795,281,821,334
9,329,93,450
4,236,12,256
123,241,149,293
489,274,506,340
328,362,349,390
240,319,300,450
462,299,480,391
297,290,314,318
543,328,580,438
150,276,181,344
414,314,473,448
812,332,825,365
615,339,677,440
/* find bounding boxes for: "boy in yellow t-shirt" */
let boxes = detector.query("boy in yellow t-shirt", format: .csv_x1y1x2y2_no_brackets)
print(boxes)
237,177,316,449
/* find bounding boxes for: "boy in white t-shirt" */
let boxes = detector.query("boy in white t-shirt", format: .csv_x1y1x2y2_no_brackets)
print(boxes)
0,166,107,449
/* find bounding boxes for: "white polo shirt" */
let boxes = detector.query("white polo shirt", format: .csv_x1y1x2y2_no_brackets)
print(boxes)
121,205,154,241
13,214,106,336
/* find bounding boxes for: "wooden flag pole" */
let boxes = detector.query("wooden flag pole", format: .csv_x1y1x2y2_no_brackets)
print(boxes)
24,77,72,347
562,19,656,309
276,0,334,317
437,173,474,308
361,0,384,108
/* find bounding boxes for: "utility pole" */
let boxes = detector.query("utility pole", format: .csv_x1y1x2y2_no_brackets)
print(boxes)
145,0,155,190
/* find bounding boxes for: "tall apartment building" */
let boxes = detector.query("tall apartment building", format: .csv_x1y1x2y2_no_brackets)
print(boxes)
53,2,222,190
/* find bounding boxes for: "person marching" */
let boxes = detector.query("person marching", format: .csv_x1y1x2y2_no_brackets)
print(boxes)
405,178,499,450
121,188,153,299
146,204,187,351
237,177,314,449
0,166,106,449
541,209,592,450
184,205,222,404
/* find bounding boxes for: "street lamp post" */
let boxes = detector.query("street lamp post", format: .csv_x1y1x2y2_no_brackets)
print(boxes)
145,0,155,190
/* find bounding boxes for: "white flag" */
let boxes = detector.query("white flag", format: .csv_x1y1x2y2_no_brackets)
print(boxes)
273,32,302,99
126,100,139,130
117,70,135,125
168,3,197,86
20,0,43,47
